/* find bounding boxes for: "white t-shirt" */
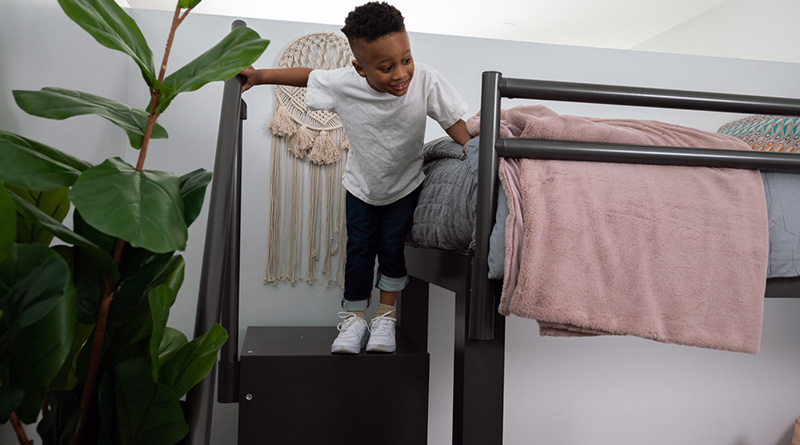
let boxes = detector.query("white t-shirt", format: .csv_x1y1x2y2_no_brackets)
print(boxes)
305,63,468,206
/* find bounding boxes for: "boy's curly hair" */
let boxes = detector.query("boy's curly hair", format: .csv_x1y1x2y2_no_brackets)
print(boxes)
341,2,405,43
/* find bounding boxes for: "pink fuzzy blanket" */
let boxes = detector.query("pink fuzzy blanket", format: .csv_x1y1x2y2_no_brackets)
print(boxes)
467,105,769,353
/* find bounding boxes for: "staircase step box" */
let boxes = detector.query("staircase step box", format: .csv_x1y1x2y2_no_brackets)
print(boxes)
238,326,430,445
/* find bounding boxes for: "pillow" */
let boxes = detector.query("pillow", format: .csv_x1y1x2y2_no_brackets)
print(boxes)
718,115,800,153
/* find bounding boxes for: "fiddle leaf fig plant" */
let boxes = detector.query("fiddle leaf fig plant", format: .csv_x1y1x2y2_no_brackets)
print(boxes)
0,0,269,443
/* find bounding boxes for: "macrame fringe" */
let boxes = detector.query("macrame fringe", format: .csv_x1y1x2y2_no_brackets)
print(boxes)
287,124,315,158
264,134,284,285
268,103,297,137
307,130,340,165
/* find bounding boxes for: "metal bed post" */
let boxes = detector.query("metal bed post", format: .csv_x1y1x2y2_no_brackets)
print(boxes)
469,71,502,340
183,19,247,445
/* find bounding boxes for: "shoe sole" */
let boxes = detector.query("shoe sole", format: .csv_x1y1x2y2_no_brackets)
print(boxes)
331,338,368,354
366,344,396,353
331,344,362,354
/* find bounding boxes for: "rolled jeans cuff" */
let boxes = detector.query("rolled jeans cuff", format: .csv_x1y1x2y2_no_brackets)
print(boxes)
341,297,369,312
376,274,408,292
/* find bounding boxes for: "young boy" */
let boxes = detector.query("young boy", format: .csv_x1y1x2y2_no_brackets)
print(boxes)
241,1,472,354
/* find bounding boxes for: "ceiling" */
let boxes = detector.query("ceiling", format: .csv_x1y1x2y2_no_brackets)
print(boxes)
122,0,732,49
122,0,800,64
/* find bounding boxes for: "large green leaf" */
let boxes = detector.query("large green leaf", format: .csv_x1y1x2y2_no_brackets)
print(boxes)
178,0,202,9
104,358,188,445
178,169,211,227
144,257,186,378
145,254,184,296
10,273,77,424
57,0,157,87
13,88,168,149
0,386,25,423
157,328,187,369
69,157,187,253
69,211,114,323
6,185,70,246
159,323,227,397
36,391,82,445
108,250,173,330
0,184,14,262
0,244,75,422
11,194,119,281
88,252,177,379
48,322,94,392
147,285,174,379
0,244,71,358
157,26,269,113
0,131,92,191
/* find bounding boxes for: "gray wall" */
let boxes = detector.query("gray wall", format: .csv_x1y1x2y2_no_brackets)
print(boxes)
2,2,799,444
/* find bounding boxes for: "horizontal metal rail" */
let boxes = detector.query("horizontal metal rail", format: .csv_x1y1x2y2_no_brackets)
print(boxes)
496,138,800,172
499,77,800,115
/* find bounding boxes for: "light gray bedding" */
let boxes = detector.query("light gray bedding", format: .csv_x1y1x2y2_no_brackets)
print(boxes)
407,137,476,252
410,137,800,280
763,172,800,278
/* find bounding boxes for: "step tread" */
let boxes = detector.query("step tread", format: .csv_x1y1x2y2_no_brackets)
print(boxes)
241,325,427,357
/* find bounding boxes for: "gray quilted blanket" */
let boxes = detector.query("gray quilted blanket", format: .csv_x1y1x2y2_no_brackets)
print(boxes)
407,137,476,251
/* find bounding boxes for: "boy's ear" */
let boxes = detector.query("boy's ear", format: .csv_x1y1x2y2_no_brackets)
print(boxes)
352,59,366,78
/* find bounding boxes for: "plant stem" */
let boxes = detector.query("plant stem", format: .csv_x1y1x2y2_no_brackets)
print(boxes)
10,412,32,445
135,3,190,172
72,240,123,445
72,5,192,443
136,94,160,172
0,378,32,445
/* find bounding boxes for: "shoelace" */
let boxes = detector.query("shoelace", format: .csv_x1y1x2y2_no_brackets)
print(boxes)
336,311,363,332
369,310,396,334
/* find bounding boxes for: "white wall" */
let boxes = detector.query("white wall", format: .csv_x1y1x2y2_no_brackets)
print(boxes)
633,0,800,64
0,0,130,162
2,2,799,444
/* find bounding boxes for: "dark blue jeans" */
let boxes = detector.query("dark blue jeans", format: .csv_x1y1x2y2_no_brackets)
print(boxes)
343,186,421,310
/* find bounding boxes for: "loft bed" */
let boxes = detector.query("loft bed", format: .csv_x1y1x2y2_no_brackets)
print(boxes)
181,21,800,445
403,71,800,444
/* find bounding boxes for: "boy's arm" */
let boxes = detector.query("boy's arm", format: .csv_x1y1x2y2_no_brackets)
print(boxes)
240,66,314,92
444,119,473,153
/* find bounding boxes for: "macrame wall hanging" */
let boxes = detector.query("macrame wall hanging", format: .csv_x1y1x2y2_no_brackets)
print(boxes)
265,32,352,288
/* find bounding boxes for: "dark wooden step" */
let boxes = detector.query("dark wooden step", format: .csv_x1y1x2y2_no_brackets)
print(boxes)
238,326,429,445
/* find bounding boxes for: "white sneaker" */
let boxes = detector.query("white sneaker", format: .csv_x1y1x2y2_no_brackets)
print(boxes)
331,312,368,354
366,310,396,353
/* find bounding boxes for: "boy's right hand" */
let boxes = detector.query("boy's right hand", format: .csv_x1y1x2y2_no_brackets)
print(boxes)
239,66,259,92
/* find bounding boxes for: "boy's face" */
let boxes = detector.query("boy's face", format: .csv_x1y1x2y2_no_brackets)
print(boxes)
351,31,414,97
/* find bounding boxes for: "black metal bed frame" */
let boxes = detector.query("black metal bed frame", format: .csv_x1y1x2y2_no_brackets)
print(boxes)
404,71,800,445
182,21,800,445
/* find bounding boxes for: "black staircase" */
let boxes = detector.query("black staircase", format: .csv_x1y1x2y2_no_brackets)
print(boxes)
184,20,433,445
